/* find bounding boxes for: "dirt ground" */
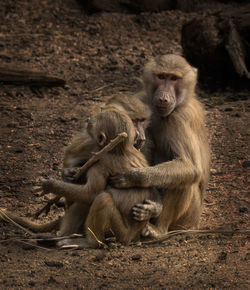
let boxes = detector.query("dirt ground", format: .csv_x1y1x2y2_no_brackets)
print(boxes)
0,1,249,289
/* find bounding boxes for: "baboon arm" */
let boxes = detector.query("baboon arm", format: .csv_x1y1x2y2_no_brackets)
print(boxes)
111,160,197,189
111,128,200,189
42,166,107,204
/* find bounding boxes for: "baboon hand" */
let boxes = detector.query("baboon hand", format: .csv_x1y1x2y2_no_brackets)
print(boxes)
41,178,56,195
62,167,78,182
33,177,52,196
132,200,163,221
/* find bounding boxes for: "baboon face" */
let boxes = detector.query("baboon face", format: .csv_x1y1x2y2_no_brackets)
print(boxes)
143,54,197,117
152,72,179,117
104,94,151,150
133,118,146,149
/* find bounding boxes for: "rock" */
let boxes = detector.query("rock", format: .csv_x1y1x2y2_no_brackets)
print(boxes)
131,254,142,261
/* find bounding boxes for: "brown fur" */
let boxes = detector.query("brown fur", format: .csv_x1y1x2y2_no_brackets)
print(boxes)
1,109,158,248
58,94,152,238
44,109,158,247
111,54,211,237
63,94,151,169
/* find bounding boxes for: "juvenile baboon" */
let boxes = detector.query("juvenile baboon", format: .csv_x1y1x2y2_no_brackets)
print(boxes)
0,96,154,240
111,54,211,238
59,94,152,237
63,94,151,174
1,109,159,247
43,109,160,247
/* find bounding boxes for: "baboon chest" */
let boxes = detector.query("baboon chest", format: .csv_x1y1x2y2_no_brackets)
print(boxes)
150,129,174,164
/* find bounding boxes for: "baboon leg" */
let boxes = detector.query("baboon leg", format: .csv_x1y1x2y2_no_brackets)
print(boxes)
58,202,90,236
85,192,146,247
85,192,127,247
170,192,202,231
143,189,202,238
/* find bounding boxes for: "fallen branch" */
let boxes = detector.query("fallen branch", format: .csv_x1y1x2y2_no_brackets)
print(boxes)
140,229,250,245
34,196,61,218
73,132,128,181
0,234,84,251
0,66,66,86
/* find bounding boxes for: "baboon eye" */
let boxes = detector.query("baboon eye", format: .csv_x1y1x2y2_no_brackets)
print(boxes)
170,75,178,81
157,74,166,80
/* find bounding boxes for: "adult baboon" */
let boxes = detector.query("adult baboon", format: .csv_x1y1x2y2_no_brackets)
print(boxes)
111,54,211,238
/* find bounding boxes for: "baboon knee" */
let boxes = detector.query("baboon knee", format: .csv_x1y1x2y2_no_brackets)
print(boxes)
93,192,113,207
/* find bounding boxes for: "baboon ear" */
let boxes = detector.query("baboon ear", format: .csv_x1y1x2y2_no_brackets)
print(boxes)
97,131,107,147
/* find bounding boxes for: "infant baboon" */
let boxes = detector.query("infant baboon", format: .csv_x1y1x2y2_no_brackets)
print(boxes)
1,109,159,248
58,93,153,237
59,94,153,237
41,109,159,247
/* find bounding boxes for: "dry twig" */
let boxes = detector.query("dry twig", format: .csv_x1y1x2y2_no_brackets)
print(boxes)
34,196,61,218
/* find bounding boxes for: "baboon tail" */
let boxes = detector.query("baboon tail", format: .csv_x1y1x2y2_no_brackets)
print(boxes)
0,209,61,233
